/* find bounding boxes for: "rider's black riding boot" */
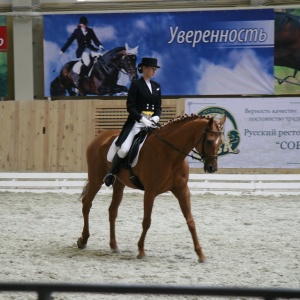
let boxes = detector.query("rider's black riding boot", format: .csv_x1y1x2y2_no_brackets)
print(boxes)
73,65,89,90
72,64,90,88
72,72,80,88
80,64,90,78
103,153,123,187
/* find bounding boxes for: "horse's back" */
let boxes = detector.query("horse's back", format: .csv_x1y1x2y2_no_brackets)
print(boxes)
88,129,119,151
86,129,120,166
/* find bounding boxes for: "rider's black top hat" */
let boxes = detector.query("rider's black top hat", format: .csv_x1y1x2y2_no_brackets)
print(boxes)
138,57,160,73
138,57,160,69
79,16,88,25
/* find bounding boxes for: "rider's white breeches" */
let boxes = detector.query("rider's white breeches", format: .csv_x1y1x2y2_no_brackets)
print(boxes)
117,121,145,158
72,48,91,74
81,49,91,66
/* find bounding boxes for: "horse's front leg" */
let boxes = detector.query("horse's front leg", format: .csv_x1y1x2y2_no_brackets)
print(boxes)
109,179,125,253
171,185,206,263
137,191,156,259
77,179,101,249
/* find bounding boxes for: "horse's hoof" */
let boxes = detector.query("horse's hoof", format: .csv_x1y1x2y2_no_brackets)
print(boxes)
198,256,206,263
137,254,146,259
77,237,87,249
111,247,120,254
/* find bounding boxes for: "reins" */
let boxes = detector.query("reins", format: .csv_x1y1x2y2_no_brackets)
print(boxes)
106,55,136,76
148,125,223,163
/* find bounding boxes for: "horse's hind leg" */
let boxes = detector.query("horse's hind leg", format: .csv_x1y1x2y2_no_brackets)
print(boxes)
109,179,125,253
77,179,102,249
172,185,206,263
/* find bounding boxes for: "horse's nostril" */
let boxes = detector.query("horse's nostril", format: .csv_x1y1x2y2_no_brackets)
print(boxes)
207,166,215,173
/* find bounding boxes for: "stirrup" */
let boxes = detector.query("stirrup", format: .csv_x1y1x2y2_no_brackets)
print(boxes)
103,173,116,187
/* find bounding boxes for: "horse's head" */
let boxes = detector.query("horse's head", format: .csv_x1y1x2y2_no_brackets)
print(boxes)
121,43,139,81
99,44,138,81
197,115,226,173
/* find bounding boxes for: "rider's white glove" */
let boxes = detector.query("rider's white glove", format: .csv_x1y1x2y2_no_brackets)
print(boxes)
99,45,105,51
140,116,153,128
59,51,64,56
150,116,159,123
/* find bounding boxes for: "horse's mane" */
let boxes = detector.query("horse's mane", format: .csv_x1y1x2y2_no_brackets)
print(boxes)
157,114,208,135
275,12,300,31
104,46,126,57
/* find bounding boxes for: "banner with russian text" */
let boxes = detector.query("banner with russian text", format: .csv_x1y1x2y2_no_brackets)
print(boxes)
43,9,274,97
0,16,7,97
185,98,300,169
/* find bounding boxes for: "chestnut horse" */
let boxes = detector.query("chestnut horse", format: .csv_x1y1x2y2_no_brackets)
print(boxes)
77,114,226,262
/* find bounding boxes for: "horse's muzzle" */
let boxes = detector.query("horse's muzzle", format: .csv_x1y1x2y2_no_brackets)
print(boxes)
128,69,138,81
204,161,218,173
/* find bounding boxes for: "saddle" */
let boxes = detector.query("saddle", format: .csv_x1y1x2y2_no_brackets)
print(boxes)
122,129,148,168
122,128,149,190
90,55,109,76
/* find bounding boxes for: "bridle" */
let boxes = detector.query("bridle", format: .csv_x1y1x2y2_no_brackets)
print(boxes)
149,124,223,163
105,54,137,76
194,129,223,162
121,54,137,76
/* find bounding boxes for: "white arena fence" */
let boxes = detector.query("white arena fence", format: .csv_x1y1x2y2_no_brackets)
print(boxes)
0,173,300,195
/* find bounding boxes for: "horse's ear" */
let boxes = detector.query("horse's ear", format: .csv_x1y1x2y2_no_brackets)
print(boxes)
125,43,139,55
208,117,214,127
218,115,226,127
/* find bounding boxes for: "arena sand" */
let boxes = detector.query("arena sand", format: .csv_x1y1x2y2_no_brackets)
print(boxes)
0,191,299,300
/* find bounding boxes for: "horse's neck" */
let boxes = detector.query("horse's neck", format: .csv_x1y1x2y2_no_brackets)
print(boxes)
101,54,123,73
158,118,207,155
105,49,124,64
94,55,120,79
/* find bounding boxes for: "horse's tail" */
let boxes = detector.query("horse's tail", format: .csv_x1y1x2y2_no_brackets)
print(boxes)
50,76,67,96
79,180,89,201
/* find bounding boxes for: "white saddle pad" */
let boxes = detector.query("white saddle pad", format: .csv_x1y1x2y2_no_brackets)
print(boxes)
107,136,147,168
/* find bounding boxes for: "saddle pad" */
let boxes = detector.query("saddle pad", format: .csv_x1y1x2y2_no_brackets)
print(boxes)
107,136,147,168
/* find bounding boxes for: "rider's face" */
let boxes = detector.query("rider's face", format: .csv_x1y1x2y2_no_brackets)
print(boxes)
143,66,157,79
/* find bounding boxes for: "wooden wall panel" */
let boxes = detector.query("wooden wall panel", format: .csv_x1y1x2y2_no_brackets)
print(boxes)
0,99,182,172
0,101,17,170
